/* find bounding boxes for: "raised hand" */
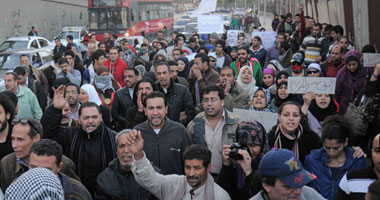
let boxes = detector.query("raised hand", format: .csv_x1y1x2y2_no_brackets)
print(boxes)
125,129,144,160
137,91,144,112
53,85,67,109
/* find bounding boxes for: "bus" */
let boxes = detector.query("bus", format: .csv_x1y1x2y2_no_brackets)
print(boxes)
88,0,173,41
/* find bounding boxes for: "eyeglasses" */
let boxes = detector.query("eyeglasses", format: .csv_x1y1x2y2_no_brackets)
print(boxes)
12,118,40,133
323,145,344,152
291,61,303,66
307,70,320,74
202,97,220,104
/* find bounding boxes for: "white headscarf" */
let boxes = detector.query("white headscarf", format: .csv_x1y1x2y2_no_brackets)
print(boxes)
80,84,102,106
236,65,257,100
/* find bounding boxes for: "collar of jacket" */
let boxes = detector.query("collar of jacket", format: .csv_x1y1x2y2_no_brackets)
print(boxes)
82,122,105,139
315,146,356,170
194,108,238,126
156,78,175,95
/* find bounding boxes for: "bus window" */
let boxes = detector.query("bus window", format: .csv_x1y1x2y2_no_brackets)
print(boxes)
92,0,121,6
98,10,108,29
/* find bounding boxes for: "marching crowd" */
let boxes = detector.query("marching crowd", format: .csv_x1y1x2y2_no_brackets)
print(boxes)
0,4,380,200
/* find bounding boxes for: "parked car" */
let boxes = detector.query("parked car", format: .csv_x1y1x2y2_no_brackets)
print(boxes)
0,48,53,80
174,19,191,33
0,36,52,53
182,22,198,40
54,26,87,52
115,36,144,49
223,15,231,27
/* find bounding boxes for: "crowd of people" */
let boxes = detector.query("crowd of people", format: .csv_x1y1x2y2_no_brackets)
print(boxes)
0,4,379,200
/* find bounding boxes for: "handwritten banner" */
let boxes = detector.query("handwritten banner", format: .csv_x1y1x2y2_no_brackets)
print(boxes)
287,77,336,94
227,30,238,47
197,15,224,34
363,53,380,67
251,31,277,50
233,109,278,132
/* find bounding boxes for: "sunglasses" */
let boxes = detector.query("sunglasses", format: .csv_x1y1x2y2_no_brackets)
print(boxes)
210,59,216,62
291,61,303,66
307,70,320,74
12,118,40,133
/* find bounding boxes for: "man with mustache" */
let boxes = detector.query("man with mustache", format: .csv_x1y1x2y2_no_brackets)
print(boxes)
95,129,156,199
41,85,117,196
112,68,140,131
65,83,81,121
126,129,231,199
230,47,263,86
133,91,192,175
0,92,17,161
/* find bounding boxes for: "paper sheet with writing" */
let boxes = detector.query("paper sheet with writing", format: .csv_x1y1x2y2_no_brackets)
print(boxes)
251,31,277,50
287,77,336,94
363,53,380,67
233,109,278,132
197,15,224,34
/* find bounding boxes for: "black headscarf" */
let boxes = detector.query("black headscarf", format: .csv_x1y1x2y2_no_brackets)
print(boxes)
177,56,190,79
274,81,293,107
309,95,339,121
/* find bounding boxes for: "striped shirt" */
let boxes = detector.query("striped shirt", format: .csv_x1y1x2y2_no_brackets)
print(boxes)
300,35,325,64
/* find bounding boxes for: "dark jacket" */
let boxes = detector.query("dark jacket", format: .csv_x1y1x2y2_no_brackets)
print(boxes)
277,22,296,34
42,64,58,98
188,66,220,104
0,152,79,192
27,77,47,111
111,87,134,130
41,106,117,195
221,53,233,68
156,79,196,126
125,106,146,129
95,159,154,200
134,118,192,175
59,172,92,200
53,45,66,55
249,46,267,69
303,147,366,200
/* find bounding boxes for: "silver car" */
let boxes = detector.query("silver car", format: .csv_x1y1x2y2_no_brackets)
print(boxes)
0,36,52,53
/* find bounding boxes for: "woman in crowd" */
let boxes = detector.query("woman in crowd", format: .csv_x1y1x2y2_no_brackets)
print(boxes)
177,56,190,79
268,101,321,163
93,66,120,110
301,91,339,137
218,120,269,199
304,115,366,200
270,81,302,113
335,50,369,114
262,68,275,89
249,88,274,112
306,63,323,77
237,66,257,100
267,70,289,96
229,46,238,62
79,84,111,127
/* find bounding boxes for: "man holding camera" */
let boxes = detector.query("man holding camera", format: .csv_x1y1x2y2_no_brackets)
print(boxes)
186,85,243,178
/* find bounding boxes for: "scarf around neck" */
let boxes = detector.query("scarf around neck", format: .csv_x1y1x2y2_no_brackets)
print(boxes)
94,74,114,93
273,124,303,159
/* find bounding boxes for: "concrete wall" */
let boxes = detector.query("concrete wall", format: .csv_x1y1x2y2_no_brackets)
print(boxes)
352,0,369,50
0,0,88,42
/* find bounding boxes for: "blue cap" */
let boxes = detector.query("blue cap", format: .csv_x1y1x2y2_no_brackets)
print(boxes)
291,52,304,63
259,149,316,188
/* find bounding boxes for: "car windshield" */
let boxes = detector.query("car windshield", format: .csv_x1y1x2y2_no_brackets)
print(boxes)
224,16,229,20
185,24,197,32
176,20,189,26
0,54,24,70
0,41,28,52
57,31,80,40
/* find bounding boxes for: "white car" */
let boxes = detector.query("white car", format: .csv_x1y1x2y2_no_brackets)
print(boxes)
174,19,191,32
0,36,52,53
223,15,231,27
116,36,144,49
54,26,87,52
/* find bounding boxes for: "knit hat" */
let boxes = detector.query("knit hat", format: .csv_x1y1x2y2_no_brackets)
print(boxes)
344,50,360,64
206,44,215,52
259,149,316,188
210,32,219,40
263,68,275,77
5,168,64,200
307,63,321,72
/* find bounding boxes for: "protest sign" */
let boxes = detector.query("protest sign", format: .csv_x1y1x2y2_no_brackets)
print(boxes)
287,77,336,94
190,0,217,17
197,15,224,34
233,109,278,132
251,31,277,50
227,30,239,47
363,53,380,67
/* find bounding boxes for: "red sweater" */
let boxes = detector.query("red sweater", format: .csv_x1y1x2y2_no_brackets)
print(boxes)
104,57,128,87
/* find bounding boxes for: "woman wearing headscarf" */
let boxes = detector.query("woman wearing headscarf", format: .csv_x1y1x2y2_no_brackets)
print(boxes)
270,81,302,113
218,120,269,199
267,70,289,96
80,84,112,127
335,50,370,114
237,65,257,100
177,56,190,79
262,68,275,89
301,91,339,137
93,66,121,110
249,87,274,112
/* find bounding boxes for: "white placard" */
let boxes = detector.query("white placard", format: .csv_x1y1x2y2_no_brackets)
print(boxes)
251,31,277,50
287,77,336,94
190,0,217,17
197,15,224,34
363,53,380,67
233,108,278,132
227,30,238,47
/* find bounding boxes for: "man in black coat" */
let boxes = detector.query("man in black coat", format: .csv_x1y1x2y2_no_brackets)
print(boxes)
41,85,117,196
53,38,66,56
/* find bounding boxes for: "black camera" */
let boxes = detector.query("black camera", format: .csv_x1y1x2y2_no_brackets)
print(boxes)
229,143,250,161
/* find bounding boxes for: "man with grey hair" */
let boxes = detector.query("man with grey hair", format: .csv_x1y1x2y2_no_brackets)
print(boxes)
95,129,154,199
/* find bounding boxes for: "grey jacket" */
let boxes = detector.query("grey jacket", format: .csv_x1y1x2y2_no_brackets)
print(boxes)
249,186,326,200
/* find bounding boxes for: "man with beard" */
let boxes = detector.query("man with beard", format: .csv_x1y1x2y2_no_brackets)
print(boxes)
321,44,345,77
95,129,155,199
0,93,16,161
219,66,250,111
133,92,192,175
186,85,243,177
300,23,325,65
154,62,195,126
112,68,140,130
126,131,231,199
336,134,380,199
41,85,117,196
65,83,81,121
230,47,263,86
125,78,155,129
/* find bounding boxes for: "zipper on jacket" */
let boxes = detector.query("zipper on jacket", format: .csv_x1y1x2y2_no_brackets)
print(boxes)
157,135,160,168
